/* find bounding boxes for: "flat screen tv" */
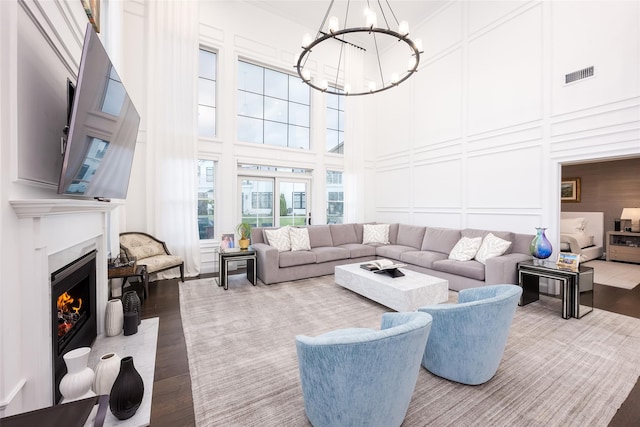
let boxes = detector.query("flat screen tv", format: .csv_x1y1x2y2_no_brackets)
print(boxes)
58,23,140,200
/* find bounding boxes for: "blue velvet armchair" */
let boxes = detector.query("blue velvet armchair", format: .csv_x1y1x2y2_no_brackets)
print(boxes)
418,284,522,385
295,312,433,427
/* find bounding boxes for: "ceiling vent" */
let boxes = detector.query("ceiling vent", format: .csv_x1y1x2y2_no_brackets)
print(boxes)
565,66,594,84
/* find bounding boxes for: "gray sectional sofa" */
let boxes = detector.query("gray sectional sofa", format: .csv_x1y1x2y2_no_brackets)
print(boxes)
250,223,534,291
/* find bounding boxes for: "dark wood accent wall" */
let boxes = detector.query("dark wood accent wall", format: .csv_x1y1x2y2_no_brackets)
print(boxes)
562,157,640,235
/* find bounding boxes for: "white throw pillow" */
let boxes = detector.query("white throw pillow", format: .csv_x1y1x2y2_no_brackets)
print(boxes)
289,227,311,251
475,233,512,265
362,224,390,244
264,226,291,252
561,217,585,233
448,236,482,261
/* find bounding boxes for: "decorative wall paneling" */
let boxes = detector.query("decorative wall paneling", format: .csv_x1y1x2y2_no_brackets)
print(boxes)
467,4,543,135
550,1,640,116
368,0,639,238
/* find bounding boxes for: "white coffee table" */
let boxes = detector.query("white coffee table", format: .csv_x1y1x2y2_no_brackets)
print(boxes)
335,263,449,311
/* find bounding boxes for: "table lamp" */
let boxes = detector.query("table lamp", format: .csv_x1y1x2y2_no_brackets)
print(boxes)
620,208,640,232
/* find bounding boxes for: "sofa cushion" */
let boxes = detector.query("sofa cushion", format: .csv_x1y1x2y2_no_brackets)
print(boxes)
137,255,183,274
264,226,291,252
279,250,316,268
474,233,512,265
330,224,359,246
376,245,415,261
396,224,427,249
337,243,377,258
400,251,448,269
448,236,482,261
308,225,333,248
311,247,350,263
461,229,515,255
363,224,390,244
421,227,461,254
432,259,486,281
290,227,311,251
388,223,400,244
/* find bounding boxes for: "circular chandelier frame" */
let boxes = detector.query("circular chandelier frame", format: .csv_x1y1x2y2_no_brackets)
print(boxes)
295,1,423,96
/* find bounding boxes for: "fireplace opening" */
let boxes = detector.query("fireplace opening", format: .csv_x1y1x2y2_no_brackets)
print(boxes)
51,250,97,404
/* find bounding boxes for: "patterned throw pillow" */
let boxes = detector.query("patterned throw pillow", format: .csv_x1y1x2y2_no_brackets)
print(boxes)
474,233,512,265
362,224,390,245
289,227,311,251
264,226,291,252
448,236,482,261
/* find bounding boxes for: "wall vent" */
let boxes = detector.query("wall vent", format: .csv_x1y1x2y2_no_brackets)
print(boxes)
565,66,594,84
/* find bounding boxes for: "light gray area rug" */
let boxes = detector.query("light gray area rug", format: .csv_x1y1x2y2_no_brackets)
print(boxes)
180,275,640,427
584,260,640,289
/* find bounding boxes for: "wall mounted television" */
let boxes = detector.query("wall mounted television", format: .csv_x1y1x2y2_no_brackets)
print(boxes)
58,23,140,200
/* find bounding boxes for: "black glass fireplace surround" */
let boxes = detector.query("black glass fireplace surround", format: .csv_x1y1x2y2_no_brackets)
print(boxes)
51,250,97,404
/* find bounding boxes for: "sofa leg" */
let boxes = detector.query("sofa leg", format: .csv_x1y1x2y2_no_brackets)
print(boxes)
180,264,185,282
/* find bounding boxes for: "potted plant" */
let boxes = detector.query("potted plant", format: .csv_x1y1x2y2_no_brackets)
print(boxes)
236,222,252,250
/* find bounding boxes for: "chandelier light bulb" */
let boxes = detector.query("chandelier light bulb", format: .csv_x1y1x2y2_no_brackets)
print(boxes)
321,79,329,90
366,11,377,28
368,81,376,92
399,20,410,36
344,83,351,94
414,38,423,52
407,57,417,71
391,73,399,84
302,33,312,48
328,16,339,33
302,69,311,82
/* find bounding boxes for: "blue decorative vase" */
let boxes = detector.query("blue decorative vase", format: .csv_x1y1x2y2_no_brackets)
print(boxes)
530,227,553,260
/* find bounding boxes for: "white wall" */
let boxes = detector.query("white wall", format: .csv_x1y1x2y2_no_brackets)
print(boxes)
368,0,640,254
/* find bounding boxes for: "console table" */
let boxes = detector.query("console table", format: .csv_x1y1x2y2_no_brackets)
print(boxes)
606,231,640,263
216,248,257,290
517,260,594,319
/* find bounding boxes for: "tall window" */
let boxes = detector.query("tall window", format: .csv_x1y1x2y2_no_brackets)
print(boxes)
326,170,344,224
326,88,345,154
237,61,310,149
197,159,215,239
198,49,217,138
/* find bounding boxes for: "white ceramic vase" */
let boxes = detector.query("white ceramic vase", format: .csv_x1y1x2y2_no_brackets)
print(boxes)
93,352,122,395
105,299,124,337
59,347,96,403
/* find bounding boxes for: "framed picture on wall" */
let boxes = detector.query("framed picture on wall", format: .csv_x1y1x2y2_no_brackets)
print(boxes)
81,0,100,33
561,178,581,202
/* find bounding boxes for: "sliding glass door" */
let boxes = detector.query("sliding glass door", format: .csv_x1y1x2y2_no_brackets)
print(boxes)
239,177,310,228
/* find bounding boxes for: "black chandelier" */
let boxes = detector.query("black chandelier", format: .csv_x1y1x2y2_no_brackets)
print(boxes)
295,0,423,96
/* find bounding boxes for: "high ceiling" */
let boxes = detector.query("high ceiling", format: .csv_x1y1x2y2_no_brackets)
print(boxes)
244,1,445,35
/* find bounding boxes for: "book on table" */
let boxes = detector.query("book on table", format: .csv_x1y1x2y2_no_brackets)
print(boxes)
360,259,406,271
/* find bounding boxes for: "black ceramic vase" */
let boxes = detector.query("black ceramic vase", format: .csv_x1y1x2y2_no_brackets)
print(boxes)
109,356,144,420
122,290,141,325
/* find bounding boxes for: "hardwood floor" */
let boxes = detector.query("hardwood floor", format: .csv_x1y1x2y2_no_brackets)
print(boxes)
140,275,640,427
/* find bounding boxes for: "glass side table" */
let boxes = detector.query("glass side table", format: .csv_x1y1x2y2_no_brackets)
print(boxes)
517,259,594,319
216,247,257,290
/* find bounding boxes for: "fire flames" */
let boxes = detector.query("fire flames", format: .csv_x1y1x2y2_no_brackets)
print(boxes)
57,292,83,337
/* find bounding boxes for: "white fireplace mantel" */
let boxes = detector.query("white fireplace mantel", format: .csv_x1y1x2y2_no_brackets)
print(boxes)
10,198,122,217
7,198,121,414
